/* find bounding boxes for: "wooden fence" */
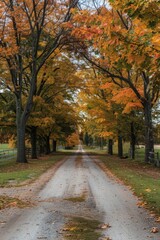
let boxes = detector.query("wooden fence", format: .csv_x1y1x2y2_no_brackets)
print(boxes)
0,149,17,160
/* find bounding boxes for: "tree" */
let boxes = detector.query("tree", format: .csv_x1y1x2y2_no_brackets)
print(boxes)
76,69,118,151
0,90,16,144
70,0,160,162
76,66,146,158
66,132,79,148
26,53,82,158
0,0,78,163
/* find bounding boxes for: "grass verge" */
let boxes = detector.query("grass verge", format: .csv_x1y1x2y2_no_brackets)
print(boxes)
0,144,10,150
63,217,102,240
98,155,160,216
0,154,64,187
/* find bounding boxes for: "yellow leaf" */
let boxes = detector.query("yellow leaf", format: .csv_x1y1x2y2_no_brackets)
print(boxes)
151,227,159,233
145,188,151,192
152,35,160,50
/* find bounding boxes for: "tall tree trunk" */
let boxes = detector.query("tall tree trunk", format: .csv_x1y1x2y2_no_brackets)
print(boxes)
15,69,36,163
130,122,136,159
142,72,154,163
45,135,51,155
108,139,113,155
16,87,35,162
100,137,103,150
118,135,123,158
16,121,27,163
16,97,27,163
39,137,44,155
38,136,42,154
144,101,154,162
52,140,57,152
31,126,37,159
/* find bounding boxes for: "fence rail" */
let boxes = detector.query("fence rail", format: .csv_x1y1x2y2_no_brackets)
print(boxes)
0,148,44,161
0,149,17,160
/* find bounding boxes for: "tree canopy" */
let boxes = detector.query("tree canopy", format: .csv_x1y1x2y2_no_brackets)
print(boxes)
0,0,159,163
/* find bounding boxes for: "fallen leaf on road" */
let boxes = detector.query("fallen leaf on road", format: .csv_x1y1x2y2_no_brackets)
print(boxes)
0,221,6,224
156,217,160,222
151,227,159,233
137,201,147,208
98,223,111,229
7,201,18,207
65,234,72,237
62,228,70,231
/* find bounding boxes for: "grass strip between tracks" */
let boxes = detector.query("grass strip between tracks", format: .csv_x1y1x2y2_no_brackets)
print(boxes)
63,217,102,240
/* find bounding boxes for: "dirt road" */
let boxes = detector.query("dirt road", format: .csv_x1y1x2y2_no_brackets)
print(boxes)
0,146,160,240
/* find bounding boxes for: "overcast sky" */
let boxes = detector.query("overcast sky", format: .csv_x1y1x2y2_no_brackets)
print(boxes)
80,0,110,10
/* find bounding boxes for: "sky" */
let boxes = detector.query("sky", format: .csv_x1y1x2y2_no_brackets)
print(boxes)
79,0,110,10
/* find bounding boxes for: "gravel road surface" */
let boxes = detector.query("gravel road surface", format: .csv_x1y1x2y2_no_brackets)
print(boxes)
0,146,160,240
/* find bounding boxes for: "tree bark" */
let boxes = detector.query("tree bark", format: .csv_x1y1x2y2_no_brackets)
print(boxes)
142,72,154,163
144,101,154,162
130,122,136,159
16,97,27,163
108,139,113,155
39,138,45,155
118,135,123,158
52,139,57,152
45,135,51,154
31,126,37,159
16,122,27,163
100,137,103,150
84,132,89,146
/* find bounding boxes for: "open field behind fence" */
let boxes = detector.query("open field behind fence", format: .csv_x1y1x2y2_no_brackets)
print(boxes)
0,149,17,161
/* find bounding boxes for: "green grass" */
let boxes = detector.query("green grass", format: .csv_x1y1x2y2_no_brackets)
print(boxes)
64,217,102,240
83,142,131,156
82,145,107,155
0,154,64,187
0,144,10,150
0,170,37,186
99,155,160,215
113,141,130,156
135,147,160,162
0,158,15,167
84,143,160,162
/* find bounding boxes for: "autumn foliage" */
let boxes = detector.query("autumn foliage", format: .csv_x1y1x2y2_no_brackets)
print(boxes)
0,0,159,163
69,0,160,161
